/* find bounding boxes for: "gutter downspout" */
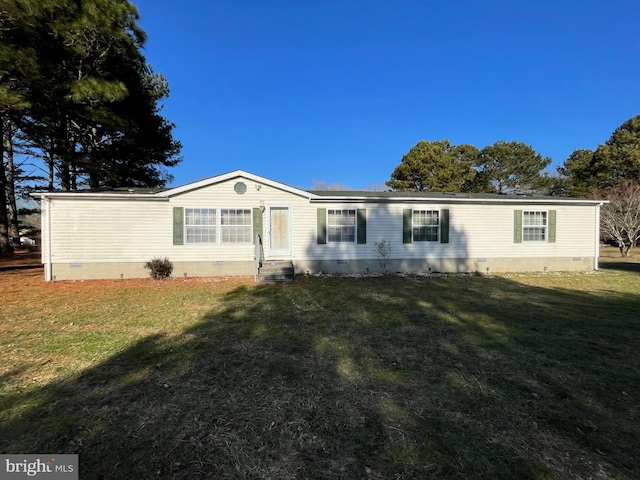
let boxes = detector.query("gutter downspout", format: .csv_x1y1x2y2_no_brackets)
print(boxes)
594,202,603,271
44,196,52,281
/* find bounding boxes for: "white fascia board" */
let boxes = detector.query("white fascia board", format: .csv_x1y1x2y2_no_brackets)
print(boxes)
163,169,318,199
309,196,608,206
30,192,168,201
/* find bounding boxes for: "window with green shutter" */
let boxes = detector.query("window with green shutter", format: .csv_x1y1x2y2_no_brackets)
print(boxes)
403,209,448,243
173,207,184,245
514,210,523,243
517,210,556,242
317,208,327,244
403,209,412,244
327,209,356,242
174,207,258,245
548,210,556,243
316,209,365,244
440,209,449,244
357,209,366,244
252,208,263,244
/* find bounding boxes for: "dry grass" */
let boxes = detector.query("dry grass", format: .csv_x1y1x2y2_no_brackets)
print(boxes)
1,251,639,479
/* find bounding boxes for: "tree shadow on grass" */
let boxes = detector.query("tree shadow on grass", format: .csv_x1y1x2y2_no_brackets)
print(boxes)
1,275,639,479
599,259,640,274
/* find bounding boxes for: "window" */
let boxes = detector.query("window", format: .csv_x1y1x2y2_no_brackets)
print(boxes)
413,210,439,242
328,209,356,242
403,208,449,244
523,211,547,241
183,208,253,244
221,208,252,244
185,208,217,243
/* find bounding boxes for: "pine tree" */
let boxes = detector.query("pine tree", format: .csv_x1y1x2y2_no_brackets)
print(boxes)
386,140,480,192
478,141,551,194
558,115,640,194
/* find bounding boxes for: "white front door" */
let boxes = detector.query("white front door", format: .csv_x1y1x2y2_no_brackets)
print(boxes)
268,205,291,257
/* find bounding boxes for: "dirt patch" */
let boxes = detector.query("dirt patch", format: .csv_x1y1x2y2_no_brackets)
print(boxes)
0,265,253,300
2,248,634,295
0,250,256,295
0,250,42,268
599,246,640,261
0,252,43,290
598,247,640,273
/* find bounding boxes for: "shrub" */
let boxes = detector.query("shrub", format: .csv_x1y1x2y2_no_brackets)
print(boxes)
375,239,392,274
144,257,174,280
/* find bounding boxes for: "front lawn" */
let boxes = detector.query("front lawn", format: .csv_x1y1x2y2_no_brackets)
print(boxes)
1,260,639,479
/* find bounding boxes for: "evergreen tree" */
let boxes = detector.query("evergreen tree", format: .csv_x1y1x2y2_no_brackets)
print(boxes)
558,115,640,194
1,0,181,191
555,149,598,196
0,0,37,251
478,140,551,194
386,140,480,192
0,0,182,250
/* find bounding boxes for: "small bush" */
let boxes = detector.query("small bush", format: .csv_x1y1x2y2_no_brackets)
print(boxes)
144,257,174,280
375,239,392,274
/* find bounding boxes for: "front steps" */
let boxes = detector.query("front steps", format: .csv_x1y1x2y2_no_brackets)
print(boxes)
255,260,294,284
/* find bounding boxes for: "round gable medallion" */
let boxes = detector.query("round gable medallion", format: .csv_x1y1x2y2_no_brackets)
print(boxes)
234,182,247,194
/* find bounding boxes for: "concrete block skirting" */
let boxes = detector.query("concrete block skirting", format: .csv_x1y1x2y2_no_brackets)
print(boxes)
48,256,595,280
49,261,255,280
294,256,595,275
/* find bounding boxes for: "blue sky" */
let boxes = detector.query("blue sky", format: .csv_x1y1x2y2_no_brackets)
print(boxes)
132,0,640,190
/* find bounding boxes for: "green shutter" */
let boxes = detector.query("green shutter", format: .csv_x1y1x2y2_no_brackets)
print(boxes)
403,209,412,244
357,209,366,244
440,209,449,244
548,210,556,243
514,210,522,243
253,208,263,244
317,208,327,244
173,207,184,245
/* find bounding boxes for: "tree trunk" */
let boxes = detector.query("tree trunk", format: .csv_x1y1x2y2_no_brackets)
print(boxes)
58,118,71,191
4,119,20,244
70,163,77,190
619,243,632,257
47,139,55,191
0,118,13,253
59,157,71,191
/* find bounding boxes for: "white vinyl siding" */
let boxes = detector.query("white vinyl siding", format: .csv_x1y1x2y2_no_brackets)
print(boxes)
168,177,310,262
42,174,601,275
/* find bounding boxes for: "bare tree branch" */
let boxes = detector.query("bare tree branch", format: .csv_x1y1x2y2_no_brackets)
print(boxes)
597,181,640,256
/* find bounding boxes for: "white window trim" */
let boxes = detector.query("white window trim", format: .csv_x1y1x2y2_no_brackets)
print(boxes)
412,209,440,242
327,208,357,243
184,207,218,245
522,210,548,242
184,207,253,245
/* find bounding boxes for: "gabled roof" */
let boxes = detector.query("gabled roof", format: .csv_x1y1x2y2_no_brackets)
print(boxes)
31,170,318,201
163,170,318,199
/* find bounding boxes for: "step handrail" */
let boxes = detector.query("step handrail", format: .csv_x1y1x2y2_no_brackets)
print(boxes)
254,233,264,281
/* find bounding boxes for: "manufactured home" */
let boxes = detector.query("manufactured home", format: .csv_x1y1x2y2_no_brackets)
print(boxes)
34,170,605,281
